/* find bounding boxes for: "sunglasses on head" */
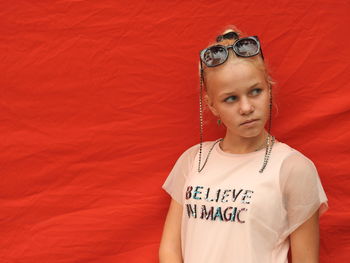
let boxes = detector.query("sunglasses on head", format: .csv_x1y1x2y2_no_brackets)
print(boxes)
200,33,264,68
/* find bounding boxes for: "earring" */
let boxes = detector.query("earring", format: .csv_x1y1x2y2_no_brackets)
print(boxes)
217,119,221,126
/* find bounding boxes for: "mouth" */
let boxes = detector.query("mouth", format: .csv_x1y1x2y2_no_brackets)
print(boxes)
240,119,259,126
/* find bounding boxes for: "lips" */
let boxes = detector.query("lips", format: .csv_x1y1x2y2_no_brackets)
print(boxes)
240,119,259,125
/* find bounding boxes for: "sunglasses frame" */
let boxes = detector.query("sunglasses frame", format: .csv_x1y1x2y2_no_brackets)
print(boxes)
199,35,264,68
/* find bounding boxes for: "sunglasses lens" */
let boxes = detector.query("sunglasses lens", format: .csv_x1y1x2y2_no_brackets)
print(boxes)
235,38,259,56
202,46,227,66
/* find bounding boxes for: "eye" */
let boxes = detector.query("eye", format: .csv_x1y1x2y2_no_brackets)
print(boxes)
251,88,262,96
224,95,237,103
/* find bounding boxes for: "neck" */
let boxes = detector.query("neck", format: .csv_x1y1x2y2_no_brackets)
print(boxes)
220,130,269,154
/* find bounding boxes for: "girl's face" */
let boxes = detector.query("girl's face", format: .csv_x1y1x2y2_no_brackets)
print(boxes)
204,58,270,139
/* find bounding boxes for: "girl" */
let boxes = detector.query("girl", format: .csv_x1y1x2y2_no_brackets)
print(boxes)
159,25,329,263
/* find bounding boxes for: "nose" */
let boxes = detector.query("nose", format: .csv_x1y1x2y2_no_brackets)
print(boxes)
239,96,254,115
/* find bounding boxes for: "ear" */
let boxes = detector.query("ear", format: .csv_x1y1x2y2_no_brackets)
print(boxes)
204,93,220,118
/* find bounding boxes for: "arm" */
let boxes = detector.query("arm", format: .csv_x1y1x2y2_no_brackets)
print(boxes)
159,198,183,263
279,152,328,262
290,209,320,263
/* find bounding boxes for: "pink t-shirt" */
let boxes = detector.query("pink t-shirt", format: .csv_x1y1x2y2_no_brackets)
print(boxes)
162,139,329,263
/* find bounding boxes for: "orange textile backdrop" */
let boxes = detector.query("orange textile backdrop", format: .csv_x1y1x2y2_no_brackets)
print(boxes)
1,1,349,262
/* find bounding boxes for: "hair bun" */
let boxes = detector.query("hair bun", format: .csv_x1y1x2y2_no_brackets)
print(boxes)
222,29,236,34
216,31,239,42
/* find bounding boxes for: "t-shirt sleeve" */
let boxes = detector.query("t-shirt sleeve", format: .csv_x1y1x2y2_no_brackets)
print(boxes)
279,151,329,239
161,144,199,205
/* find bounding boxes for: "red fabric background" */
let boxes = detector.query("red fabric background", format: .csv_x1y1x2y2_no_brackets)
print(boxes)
0,1,349,262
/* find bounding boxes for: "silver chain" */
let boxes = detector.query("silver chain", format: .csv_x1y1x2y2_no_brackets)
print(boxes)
197,135,275,173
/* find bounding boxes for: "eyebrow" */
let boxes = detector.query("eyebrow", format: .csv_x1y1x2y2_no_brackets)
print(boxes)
219,82,261,97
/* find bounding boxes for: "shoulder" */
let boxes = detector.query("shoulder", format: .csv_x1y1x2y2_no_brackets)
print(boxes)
278,142,317,173
271,140,315,169
174,140,218,170
180,140,216,158
278,143,319,190
169,141,213,175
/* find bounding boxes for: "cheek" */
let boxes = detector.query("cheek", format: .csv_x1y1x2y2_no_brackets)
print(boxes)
260,95,270,118
217,106,240,123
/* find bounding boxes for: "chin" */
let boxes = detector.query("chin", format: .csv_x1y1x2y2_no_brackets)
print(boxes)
240,131,262,138
241,125,265,136
227,126,263,138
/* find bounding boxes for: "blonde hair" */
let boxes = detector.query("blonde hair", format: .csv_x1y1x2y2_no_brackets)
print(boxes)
199,25,276,91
